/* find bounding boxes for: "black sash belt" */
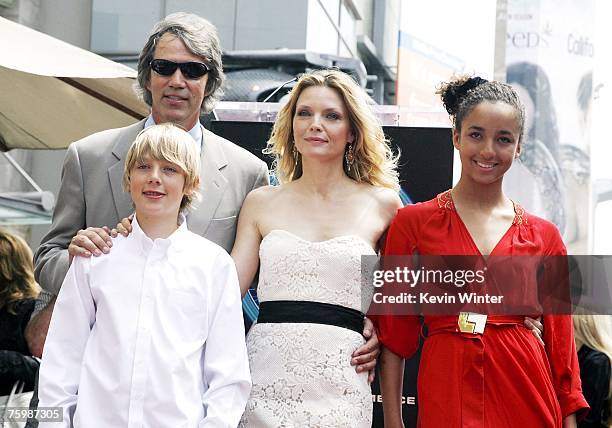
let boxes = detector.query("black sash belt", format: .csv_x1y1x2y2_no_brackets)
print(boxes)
257,300,365,334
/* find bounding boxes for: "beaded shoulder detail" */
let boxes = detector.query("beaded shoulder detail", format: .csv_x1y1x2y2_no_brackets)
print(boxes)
436,189,528,225
436,190,454,210
512,203,527,225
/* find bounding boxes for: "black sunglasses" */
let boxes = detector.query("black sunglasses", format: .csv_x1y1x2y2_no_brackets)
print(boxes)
150,59,210,79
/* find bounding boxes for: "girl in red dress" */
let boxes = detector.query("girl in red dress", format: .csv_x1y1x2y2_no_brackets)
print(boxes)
377,76,589,428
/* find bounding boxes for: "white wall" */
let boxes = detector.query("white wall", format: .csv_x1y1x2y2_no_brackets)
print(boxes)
166,0,238,50
90,0,310,54
40,0,92,48
235,0,308,50
373,0,399,71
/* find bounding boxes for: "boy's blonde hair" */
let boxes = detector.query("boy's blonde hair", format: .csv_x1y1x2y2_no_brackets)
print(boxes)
123,123,200,212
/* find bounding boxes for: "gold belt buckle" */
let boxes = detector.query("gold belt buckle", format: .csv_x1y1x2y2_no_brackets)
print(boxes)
458,312,487,334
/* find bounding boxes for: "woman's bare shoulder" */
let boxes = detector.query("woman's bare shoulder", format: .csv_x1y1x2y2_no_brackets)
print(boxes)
245,184,282,203
367,185,403,214
243,184,294,212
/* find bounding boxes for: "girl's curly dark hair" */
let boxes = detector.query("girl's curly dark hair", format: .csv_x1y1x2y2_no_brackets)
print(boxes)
437,75,526,143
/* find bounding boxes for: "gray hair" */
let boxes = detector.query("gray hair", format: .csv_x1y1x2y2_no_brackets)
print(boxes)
137,12,225,113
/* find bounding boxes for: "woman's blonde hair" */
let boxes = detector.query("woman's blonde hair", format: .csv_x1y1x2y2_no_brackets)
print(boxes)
0,230,40,314
123,123,201,212
573,314,612,415
265,69,399,190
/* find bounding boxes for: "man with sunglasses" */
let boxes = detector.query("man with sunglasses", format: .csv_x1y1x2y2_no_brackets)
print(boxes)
26,11,382,426
26,12,269,359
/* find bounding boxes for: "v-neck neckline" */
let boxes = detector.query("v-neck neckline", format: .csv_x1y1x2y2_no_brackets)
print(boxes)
437,190,526,257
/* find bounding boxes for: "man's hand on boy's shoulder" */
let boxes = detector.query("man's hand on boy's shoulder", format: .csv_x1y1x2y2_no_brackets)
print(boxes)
68,226,117,262
116,215,134,237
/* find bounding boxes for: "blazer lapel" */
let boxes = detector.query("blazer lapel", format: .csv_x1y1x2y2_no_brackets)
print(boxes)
187,126,228,235
108,120,146,220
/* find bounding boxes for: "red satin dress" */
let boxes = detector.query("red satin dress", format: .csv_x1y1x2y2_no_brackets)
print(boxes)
376,190,588,428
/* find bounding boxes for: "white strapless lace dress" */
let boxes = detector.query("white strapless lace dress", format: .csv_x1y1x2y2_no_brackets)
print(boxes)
239,230,375,427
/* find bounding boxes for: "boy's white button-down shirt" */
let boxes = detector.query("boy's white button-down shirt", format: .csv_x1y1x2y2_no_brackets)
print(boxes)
38,216,251,428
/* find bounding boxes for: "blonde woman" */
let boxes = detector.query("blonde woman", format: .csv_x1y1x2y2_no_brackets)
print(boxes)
233,69,402,427
573,315,612,427
0,229,41,395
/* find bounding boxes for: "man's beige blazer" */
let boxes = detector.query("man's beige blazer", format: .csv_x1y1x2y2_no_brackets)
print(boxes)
34,119,269,296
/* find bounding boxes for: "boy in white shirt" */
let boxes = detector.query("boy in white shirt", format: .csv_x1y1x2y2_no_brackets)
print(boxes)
38,124,251,427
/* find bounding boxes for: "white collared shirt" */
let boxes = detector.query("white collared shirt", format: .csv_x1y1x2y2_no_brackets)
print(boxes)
144,115,203,155
38,216,250,428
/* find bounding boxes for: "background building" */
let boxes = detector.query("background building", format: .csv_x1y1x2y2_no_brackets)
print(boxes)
0,0,401,245
2,1,612,427
1,0,610,253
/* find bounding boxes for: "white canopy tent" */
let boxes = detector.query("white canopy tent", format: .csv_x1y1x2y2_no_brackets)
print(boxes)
0,16,148,151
